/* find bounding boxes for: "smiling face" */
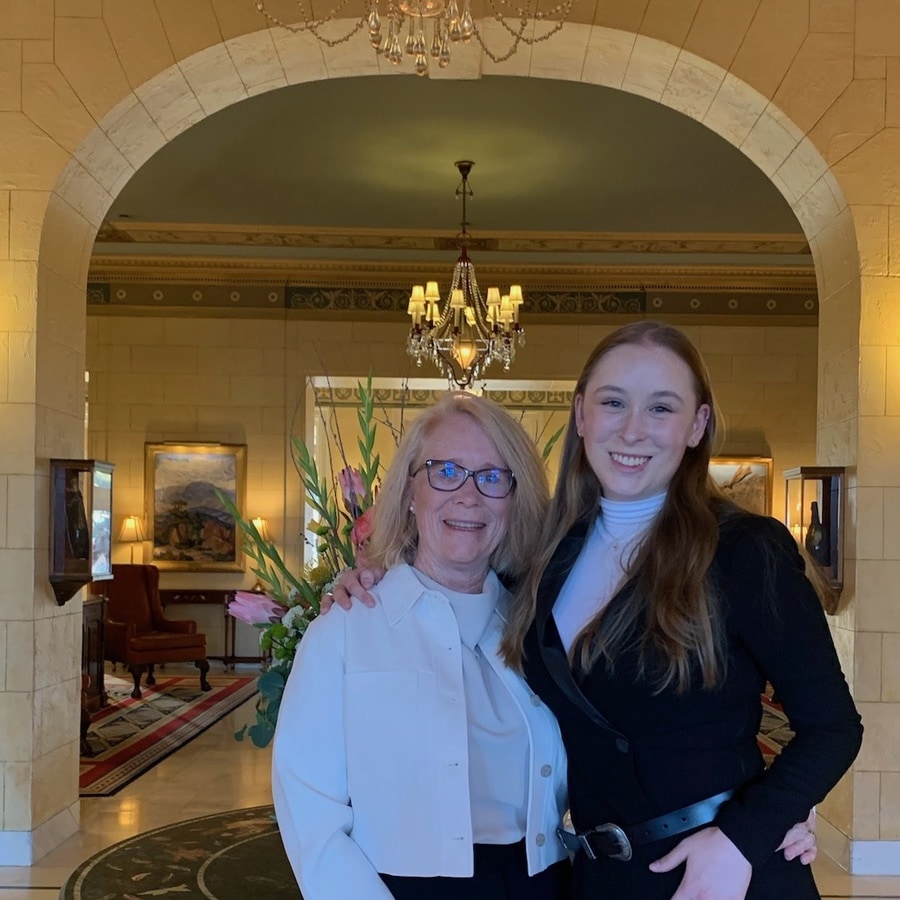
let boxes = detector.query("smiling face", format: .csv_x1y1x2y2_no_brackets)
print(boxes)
410,412,512,593
574,342,711,503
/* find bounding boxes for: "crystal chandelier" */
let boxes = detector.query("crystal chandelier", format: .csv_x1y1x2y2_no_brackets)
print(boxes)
407,161,524,388
254,0,575,76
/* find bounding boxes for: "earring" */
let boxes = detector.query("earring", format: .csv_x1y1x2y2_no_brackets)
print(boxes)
408,504,415,514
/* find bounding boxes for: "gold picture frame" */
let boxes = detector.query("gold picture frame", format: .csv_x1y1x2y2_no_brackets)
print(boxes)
709,456,773,516
144,442,247,572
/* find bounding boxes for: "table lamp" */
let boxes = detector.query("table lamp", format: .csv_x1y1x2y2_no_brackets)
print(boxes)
118,515,147,563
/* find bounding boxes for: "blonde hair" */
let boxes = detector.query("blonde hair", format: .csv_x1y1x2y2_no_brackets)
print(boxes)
367,392,550,584
502,321,727,691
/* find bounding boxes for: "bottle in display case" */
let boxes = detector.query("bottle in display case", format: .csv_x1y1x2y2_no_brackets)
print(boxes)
804,500,830,567
50,459,115,605
783,466,844,598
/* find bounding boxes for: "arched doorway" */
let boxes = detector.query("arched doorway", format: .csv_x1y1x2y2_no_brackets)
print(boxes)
4,11,874,870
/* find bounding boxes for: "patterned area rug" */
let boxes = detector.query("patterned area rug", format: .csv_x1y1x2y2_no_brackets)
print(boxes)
80,674,258,797
758,693,795,765
60,805,299,900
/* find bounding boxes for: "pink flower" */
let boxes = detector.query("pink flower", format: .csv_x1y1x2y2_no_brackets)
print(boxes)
228,590,288,625
339,467,368,517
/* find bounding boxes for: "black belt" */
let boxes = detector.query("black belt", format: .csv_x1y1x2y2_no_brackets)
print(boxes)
557,789,735,862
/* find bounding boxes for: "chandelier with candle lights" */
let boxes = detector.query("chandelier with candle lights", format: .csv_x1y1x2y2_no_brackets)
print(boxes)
254,0,575,77
407,161,524,388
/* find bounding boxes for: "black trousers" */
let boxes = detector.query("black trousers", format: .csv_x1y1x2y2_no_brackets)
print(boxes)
380,840,570,900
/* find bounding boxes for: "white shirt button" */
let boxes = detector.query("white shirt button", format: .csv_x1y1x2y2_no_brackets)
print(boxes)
530,694,542,706
540,764,552,777
535,833,546,846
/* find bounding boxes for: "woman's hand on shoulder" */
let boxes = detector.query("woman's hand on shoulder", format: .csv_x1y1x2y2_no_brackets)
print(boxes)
321,567,385,613
649,826,751,900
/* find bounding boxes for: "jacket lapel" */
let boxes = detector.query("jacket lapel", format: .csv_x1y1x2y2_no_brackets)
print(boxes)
534,516,624,734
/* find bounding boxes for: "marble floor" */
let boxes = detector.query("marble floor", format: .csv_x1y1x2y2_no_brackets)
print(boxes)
0,664,897,899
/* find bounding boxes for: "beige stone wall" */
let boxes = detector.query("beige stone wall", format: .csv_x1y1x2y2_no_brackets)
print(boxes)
85,311,819,570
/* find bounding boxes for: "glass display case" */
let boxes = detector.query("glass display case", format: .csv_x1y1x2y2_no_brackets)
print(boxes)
783,466,844,594
49,458,115,605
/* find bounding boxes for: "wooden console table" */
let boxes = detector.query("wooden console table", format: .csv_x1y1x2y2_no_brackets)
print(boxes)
82,595,107,711
81,595,106,756
159,588,268,667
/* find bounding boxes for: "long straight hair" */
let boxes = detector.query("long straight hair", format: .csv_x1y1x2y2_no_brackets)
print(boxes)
502,321,728,692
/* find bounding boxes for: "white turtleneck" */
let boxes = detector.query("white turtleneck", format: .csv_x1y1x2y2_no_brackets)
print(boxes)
553,492,666,653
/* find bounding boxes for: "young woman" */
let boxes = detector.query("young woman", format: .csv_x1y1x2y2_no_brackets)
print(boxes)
501,321,862,898
328,322,834,897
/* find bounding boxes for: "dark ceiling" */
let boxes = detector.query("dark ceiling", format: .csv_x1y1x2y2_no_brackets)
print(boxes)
96,75,807,270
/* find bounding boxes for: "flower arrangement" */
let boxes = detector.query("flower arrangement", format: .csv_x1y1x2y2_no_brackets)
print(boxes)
222,377,380,748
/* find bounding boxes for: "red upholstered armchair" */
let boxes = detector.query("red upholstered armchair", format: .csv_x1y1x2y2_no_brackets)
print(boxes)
100,563,211,699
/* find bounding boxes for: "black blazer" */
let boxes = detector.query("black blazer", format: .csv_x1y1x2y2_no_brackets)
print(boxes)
523,511,862,895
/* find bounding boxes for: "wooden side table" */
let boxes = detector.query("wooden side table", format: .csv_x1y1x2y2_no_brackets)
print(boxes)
159,588,269,668
159,588,231,663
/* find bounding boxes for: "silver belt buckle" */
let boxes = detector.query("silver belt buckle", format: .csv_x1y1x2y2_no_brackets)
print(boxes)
581,823,633,862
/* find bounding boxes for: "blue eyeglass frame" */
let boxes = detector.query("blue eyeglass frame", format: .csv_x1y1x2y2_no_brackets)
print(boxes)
410,459,516,498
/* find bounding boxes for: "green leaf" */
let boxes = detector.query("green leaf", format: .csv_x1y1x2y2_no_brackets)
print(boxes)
247,720,276,749
541,425,565,463
258,667,287,699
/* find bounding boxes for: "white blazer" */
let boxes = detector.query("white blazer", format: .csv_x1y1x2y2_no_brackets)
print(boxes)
272,563,568,900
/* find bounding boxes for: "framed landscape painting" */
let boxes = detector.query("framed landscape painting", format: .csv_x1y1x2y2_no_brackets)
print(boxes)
144,443,247,572
709,456,773,516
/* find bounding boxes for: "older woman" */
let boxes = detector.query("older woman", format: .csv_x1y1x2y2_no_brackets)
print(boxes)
272,392,570,899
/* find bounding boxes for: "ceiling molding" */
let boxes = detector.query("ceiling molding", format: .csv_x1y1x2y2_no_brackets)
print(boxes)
88,254,817,293
95,221,810,256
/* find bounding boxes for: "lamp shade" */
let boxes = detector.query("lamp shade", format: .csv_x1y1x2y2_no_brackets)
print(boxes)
251,517,272,542
118,515,147,543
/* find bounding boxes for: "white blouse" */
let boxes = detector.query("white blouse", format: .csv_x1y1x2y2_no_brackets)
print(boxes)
413,568,528,845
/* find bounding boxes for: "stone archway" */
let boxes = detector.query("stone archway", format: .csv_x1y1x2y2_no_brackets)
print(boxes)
3,9,877,869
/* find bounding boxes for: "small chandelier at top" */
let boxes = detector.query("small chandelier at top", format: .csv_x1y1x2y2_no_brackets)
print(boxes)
407,160,524,389
254,0,575,77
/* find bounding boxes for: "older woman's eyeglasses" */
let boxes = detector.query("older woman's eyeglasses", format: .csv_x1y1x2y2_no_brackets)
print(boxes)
411,459,516,499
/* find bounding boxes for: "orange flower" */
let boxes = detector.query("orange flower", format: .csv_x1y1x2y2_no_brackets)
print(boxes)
350,506,375,567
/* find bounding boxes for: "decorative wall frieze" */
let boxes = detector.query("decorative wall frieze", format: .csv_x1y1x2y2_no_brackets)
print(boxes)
87,282,816,317
87,256,818,319
314,386,573,411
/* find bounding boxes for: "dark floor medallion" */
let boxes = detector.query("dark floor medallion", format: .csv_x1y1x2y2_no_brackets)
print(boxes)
61,806,300,899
